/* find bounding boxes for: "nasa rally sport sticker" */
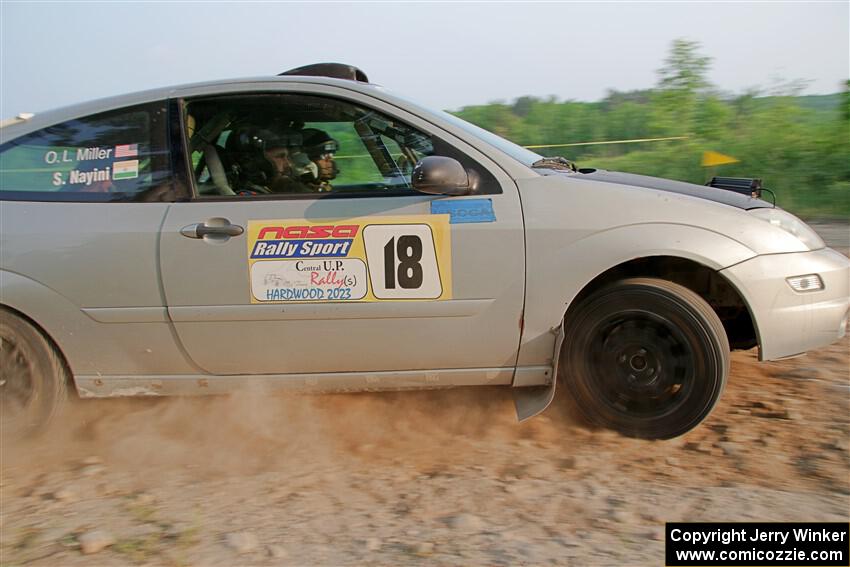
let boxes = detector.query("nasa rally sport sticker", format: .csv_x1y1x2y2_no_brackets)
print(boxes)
246,215,452,303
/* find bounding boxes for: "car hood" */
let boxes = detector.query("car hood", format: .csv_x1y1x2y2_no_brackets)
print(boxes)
560,169,772,210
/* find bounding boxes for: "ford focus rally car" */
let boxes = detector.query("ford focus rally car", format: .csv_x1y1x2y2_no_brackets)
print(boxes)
1,64,848,439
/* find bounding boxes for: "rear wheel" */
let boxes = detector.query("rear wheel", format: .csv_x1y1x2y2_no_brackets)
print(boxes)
0,309,68,439
562,278,729,439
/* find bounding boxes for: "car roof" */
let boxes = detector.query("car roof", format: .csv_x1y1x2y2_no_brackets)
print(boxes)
0,75,384,140
0,74,540,180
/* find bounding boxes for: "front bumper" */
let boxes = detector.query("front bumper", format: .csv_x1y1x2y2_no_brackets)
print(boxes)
720,247,850,361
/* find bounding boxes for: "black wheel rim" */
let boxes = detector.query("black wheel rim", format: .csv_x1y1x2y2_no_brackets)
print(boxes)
587,310,695,419
0,334,36,422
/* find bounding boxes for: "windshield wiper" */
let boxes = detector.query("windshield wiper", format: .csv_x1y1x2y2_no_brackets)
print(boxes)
532,156,577,172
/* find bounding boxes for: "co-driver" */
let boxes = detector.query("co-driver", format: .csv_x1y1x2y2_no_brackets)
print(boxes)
300,128,340,192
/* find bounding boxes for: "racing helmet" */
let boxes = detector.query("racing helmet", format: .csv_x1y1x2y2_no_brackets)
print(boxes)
227,126,302,185
301,128,340,180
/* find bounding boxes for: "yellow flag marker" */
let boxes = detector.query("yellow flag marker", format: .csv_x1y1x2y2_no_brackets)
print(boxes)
702,150,739,167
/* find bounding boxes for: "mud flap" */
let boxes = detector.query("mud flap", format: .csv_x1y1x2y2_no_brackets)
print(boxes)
513,322,565,422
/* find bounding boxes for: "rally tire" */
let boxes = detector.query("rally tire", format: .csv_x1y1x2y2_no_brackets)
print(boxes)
0,309,68,439
562,278,729,439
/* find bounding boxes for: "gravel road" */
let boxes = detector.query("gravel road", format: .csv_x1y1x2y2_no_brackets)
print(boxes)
1,225,847,566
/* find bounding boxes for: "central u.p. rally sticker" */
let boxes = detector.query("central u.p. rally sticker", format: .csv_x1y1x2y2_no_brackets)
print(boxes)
246,215,452,303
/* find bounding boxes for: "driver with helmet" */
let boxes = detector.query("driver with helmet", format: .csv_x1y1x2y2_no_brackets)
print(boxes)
226,126,312,194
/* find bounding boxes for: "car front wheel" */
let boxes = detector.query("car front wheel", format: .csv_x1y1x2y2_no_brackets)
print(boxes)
1,309,68,439
562,277,730,439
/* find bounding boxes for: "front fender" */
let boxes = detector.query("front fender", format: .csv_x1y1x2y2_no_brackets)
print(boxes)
517,223,757,367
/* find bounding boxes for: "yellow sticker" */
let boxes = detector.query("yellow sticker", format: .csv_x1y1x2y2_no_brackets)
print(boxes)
247,215,452,303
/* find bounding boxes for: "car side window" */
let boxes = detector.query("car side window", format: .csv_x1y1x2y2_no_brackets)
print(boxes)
184,94,500,198
0,102,174,202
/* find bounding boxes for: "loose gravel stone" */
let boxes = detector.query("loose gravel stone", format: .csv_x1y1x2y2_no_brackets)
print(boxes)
80,465,106,477
609,509,635,523
684,441,710,453
753,409,793,419
225,531,259,554
133,492,155,506
718,442,738,456
414,541,435,556
526,462,552,479
78,530,115,554
52,487,78,502
449,513,484,532
267,544,287,558
777,409,797,420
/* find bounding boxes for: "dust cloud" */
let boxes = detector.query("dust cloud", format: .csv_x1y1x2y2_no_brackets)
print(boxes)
3,382,581,479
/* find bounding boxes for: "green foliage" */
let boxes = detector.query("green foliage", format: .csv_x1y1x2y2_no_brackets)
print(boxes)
843,80,850,122
452,39,849,218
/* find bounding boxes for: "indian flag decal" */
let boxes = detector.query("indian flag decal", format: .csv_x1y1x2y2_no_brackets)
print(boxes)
112,160,139,180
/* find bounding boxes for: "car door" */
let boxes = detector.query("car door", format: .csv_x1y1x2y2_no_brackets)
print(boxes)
158,86,526,379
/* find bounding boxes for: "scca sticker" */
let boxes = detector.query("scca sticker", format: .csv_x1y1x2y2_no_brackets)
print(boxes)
247,216,452,303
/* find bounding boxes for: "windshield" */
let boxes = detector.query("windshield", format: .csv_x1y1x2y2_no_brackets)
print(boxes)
386,92,543,167
435,109,543,166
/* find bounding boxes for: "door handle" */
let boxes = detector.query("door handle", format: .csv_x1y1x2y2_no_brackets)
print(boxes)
180,219,244,239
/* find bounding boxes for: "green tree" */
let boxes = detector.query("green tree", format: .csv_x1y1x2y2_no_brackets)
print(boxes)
657,38,712,94
511,96,540,118
650,39,712,136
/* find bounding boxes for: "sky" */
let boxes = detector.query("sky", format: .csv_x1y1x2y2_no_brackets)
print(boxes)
1,1,848,118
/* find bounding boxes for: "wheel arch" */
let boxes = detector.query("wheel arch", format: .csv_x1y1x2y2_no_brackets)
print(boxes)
520,223,758,367
564,255,759,351
1,270,84,380
0,302,75,396
0,270,82,390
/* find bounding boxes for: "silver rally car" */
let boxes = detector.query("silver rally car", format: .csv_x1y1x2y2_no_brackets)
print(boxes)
2,64,848,439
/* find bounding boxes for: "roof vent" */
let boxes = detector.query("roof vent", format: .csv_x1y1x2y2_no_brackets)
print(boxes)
279,63,368,83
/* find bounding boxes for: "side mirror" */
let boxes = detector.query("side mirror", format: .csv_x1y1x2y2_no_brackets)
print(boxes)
411,156,471,196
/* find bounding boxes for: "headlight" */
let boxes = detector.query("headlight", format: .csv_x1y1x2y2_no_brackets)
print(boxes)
749,208,825,250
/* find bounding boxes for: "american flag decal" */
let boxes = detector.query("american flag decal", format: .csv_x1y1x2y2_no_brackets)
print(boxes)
115,144,138,158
